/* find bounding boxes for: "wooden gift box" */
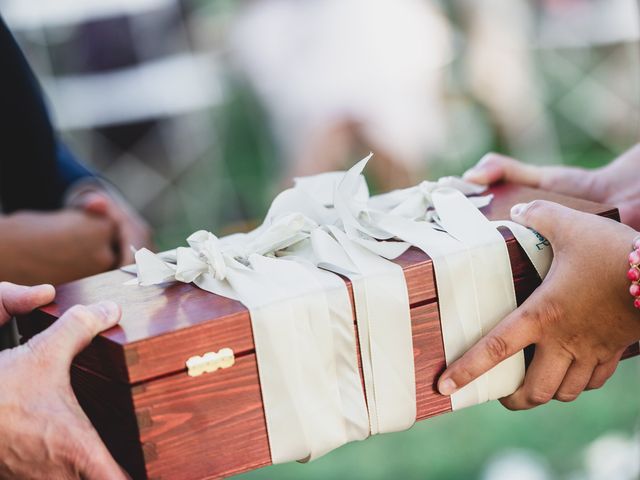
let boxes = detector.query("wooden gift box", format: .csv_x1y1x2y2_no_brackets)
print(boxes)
16,184,640,480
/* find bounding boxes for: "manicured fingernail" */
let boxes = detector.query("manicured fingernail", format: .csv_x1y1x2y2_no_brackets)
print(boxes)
96,301,120,319
510,203,528,217
438,378,458,396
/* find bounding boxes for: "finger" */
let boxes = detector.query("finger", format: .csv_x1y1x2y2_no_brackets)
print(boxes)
463,153,543,186
586,352,623,390
28,301,121,365
90,215,120,270
118,230,136,266
500,343,572,410
0,282,55,325
75,191,111,216
78,430,129,480
437,296,546,396
96,244,118,273
554,360,597,402
509,200,577,245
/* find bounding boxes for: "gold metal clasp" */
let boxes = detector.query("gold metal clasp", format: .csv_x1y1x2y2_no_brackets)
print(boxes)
186,348,235,377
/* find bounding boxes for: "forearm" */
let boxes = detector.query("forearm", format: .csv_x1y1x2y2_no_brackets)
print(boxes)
0,215,50,285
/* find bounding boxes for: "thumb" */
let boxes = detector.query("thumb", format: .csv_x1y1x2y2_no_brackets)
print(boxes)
463,153,544,186
509,200,573,244
78,430,130,480
438,288,548,396
29,301,121,365
0,282,55,326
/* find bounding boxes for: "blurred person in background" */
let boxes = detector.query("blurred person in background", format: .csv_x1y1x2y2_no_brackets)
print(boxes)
0,16,152,287
229,0,452,190
0,0,224,247
453,0,560,162
456,0,639,165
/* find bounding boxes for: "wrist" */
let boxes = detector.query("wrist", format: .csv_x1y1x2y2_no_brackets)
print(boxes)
627,234,640,309
538,166,607,203
596,145,640,203
64,178,107,207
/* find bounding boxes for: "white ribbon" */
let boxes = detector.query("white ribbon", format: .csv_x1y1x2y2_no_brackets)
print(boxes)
367,187,552,408
324,156,415,434
129,154,553,463
492,220,552,279
432,188,522,408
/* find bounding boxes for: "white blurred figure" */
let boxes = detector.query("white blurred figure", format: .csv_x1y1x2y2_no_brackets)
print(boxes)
582,432,640,480
460,0,561,164
229,0,452,189
536,0,640,153
538,0,639,48
460,0,640,164
482,449,553,480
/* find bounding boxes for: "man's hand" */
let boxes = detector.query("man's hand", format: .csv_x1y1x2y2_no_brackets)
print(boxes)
0,282,127,479
462,145,640,230
437,201,640,410
67,187,152,266
0,210,117,285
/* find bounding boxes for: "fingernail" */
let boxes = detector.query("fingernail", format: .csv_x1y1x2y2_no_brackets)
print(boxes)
14,283,53,297
462,166,486,182
96,301,120,319
32,284,55,296
438,378,458,396
510,203,528,218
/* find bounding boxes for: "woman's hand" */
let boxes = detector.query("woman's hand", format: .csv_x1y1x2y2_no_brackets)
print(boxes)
437,201,640,410
0,282,127,479
462,145,640,230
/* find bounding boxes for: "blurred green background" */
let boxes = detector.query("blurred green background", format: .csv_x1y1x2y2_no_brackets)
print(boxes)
2,0,639,478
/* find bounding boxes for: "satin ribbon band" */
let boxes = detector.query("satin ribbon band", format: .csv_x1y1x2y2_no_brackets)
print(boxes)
129,155,553,464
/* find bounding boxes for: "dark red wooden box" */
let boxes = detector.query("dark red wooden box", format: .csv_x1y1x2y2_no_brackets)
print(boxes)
16,184,639,480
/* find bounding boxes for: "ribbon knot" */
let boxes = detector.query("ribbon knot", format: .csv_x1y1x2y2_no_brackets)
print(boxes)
174,231,227,282
135,212,320,286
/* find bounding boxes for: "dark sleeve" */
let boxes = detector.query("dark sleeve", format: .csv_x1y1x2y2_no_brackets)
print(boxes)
55,141,95,189
0,17,94,213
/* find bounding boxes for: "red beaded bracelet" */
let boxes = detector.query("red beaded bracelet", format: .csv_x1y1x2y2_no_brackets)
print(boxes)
627,235,640,309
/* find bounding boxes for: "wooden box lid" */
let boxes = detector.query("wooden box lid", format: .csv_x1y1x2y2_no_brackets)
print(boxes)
17,184,619,385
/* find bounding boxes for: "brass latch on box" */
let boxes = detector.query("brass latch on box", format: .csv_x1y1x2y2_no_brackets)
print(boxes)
186,348,235,377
